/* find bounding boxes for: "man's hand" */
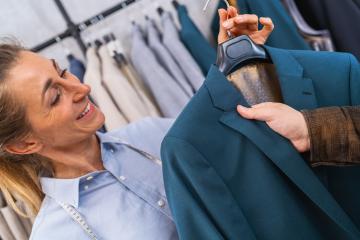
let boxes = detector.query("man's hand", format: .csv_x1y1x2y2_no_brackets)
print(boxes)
218,6,274,44
237,103,310,152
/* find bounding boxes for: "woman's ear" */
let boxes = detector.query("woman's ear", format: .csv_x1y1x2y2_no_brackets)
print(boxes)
4,136,43,155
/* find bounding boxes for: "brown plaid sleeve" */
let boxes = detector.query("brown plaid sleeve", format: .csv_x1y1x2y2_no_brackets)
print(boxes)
301,106,360,167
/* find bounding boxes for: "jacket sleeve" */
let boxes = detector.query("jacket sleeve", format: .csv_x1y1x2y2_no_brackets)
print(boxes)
301,54,360,167
161,136,256,240
302,106,360,167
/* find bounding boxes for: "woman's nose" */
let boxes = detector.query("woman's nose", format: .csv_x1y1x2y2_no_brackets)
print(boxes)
72,83,91,103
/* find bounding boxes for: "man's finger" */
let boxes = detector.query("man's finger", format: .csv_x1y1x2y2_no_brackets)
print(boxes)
259,17,274,39
237,105,274,121
227,6,238,18
234,14,258,26
218,9,229,44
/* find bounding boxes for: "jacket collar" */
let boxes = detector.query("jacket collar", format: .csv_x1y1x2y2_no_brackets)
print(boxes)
205,47,360,238
205,46,318,111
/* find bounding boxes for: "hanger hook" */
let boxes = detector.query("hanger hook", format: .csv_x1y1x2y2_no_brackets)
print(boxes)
203,0,230,11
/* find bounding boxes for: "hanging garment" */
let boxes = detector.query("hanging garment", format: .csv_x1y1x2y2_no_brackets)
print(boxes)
106,37,161,116
83,47,128,131
146,18,194,97
0,194,15,240
67,54,86,82
119,57,158,106
130,24,190,118
161,11,205,91
161,48,360,239
211,0,311,50
176,4,216,74
30,118,178,240
15,202,33,236
294,0,360,60
1,206,28,240
98,45,150,122
0,212,15,240
114,52,162,118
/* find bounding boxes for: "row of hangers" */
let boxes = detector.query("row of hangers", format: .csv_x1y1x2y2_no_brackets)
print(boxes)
55,0,183,64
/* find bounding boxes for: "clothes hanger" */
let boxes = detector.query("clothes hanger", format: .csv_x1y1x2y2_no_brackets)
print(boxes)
157,6,164,16
216,35,270,75
172,0,180,8
204,0,271,75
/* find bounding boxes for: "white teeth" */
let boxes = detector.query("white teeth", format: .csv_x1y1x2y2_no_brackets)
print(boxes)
78,103,91,119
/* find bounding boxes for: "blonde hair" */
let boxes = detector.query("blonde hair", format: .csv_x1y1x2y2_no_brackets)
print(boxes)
0,42,52,218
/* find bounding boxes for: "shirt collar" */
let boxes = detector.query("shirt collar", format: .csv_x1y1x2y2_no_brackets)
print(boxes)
40,132,123,208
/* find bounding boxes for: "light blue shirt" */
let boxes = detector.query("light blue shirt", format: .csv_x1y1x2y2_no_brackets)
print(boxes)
30,117,178,240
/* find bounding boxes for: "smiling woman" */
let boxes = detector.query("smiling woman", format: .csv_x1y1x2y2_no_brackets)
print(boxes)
0,40,179,240
0,41,106,218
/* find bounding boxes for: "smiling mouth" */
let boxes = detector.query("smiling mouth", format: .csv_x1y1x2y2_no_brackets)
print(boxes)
77,102,91,120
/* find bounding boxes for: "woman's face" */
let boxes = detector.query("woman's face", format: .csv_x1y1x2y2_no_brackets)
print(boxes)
7,51,105,151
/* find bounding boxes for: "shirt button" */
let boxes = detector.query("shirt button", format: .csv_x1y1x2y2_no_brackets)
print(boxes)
157,199,165,208
119,176,126,181
84,185,89,190
86,176,93,181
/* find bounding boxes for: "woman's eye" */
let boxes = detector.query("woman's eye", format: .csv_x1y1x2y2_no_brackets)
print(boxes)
51,88,61,106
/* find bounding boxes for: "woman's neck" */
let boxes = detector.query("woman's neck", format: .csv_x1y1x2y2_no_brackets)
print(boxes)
42,134,104,179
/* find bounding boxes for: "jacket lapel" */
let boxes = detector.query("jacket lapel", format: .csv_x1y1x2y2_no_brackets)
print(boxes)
204,47,360,238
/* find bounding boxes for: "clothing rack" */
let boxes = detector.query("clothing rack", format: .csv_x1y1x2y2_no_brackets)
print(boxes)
31,0,140,55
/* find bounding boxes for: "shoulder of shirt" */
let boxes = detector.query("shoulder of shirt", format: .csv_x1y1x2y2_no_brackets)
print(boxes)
29,196,59,240
102,117,175,161
108,117,174,138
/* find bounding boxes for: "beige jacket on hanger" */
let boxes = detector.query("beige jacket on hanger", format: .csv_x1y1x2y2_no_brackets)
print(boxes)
98,45,151,122
0,206,28,240
0,193,15,240
118,58,161,117
105,40,161,117
0,213,15,240
84,47,128,131
15,202,33,236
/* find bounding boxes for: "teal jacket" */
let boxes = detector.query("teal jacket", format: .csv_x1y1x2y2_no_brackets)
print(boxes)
211,0,311,50
176,4,216,74
161,48,360,240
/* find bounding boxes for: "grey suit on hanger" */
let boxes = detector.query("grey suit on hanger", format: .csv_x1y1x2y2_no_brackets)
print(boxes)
161,11,204,91
130,24,190,118
105,39,161,117
84,47,128,131
98,45,150,122
146,18,194,97
118,59,162,118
